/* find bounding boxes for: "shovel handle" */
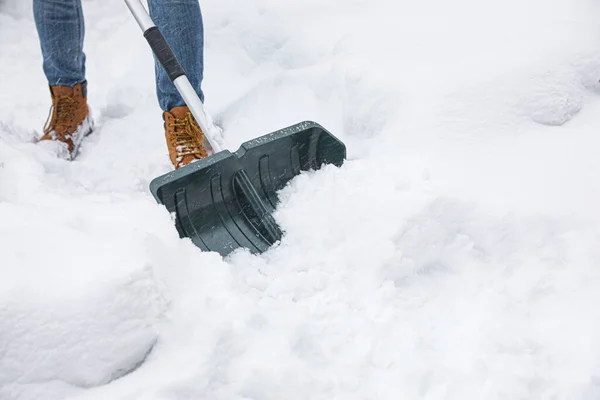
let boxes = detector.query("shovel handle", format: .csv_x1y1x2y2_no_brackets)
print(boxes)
124,0,226,153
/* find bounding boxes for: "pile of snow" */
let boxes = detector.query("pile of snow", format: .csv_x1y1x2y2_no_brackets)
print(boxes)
2,0,600,399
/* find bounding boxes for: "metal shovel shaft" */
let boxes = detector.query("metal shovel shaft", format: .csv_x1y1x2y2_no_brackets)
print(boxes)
124,0,226,153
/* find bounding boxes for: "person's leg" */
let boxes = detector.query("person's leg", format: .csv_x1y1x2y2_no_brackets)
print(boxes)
33,0,86,88
33,0,92,160
147,0,205,111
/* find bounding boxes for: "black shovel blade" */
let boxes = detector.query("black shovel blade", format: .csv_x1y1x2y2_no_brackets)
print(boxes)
149,121,346,256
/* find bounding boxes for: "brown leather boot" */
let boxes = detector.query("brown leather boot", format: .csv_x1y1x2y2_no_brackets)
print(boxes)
163,105,208,169
39,81,93,160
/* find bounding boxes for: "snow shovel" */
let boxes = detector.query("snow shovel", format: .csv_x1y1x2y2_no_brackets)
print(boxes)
125,0,346,256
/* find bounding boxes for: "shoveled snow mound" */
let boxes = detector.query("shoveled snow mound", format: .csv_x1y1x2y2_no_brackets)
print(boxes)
2,0,600,399
0,134,169,399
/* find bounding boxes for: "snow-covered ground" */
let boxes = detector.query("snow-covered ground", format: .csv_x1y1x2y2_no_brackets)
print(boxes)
2,0,600,399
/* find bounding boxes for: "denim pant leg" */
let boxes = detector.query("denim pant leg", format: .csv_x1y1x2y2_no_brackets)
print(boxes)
33,0,86,87
147,0,205,111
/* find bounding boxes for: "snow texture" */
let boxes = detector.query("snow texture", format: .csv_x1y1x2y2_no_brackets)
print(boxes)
2,0,600,399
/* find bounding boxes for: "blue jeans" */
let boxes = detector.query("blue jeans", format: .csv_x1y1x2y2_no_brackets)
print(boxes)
33,0,205,111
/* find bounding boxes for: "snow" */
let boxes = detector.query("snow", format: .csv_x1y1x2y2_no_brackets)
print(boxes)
1,0,600,399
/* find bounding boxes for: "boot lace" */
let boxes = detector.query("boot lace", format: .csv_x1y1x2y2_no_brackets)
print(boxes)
43,96,76,135
171,113,207,159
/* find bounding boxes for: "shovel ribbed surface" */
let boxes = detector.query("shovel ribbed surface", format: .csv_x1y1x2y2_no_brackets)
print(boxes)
150,121,346,256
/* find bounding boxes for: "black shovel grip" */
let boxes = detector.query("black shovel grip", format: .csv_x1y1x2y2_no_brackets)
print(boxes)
143,27,185,83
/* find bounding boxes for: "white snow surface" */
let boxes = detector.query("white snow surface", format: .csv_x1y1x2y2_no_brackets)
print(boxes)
2,0,600,399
